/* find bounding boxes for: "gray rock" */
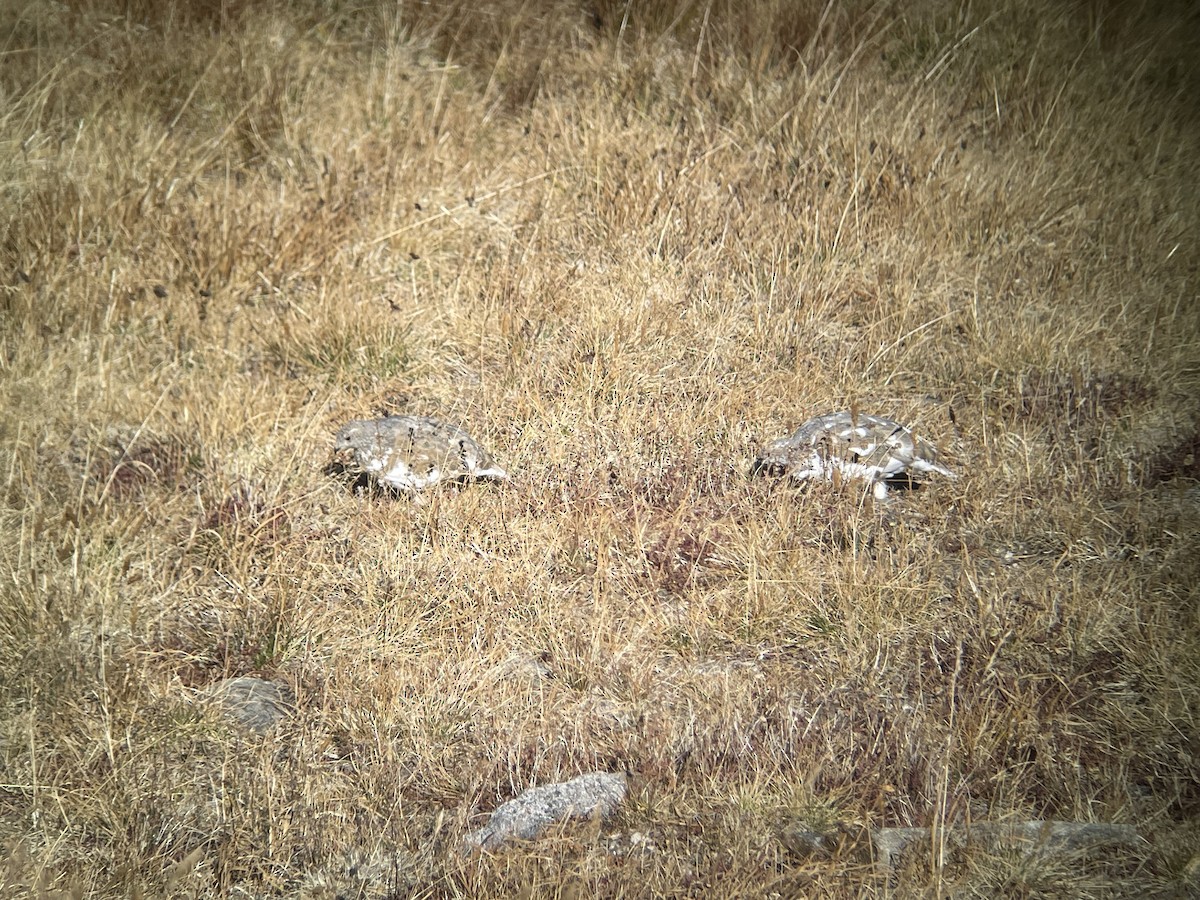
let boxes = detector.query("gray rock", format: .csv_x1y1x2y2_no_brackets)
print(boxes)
780,827,833,858
209,676,293,733
464,772,628,852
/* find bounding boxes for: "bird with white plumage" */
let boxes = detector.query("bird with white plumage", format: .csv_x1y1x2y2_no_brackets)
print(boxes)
332,415,507,496
752,410,956,499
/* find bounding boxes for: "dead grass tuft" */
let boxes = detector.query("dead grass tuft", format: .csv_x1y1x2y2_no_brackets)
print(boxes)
1008,370,1156,427
90,430,201,501
1,0,1198,896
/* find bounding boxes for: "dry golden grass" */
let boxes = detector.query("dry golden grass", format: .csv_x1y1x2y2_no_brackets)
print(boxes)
2,0,1198,896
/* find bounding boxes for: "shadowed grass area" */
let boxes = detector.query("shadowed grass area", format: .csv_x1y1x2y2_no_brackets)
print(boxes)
2,0,1198,896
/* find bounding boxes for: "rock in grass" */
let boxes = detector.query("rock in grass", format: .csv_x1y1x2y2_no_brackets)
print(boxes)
209,676,293,733
463,772,628,853
872,820,1143,872
752,410,956,500
332,415,507,495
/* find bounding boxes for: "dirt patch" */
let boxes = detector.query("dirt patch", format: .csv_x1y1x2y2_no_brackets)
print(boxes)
1005,370,1155,427
92,433,201,500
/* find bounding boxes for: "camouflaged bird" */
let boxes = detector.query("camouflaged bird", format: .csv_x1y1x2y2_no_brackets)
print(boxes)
333,415,507,494
752,411,955,499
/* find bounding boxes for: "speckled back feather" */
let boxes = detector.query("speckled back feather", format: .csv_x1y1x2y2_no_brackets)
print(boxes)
333,415,507,493
753,411,954,498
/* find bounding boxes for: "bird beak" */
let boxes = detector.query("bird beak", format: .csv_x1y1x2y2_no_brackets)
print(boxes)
333,447,356,465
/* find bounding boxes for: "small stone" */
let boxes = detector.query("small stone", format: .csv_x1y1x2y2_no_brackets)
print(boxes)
209,676,294,733
463,772,628,852
781,828,831,858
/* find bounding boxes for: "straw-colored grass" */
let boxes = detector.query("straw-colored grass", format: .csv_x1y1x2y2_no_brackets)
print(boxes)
2,0,1198,896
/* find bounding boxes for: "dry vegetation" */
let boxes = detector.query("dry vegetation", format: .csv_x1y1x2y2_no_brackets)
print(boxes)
2,0,1198,896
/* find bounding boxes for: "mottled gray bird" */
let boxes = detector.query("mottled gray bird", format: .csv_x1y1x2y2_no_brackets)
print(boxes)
333,415,507,494
752,410,955,499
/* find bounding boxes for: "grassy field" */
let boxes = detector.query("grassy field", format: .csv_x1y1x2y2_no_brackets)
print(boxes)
2,0,1198,895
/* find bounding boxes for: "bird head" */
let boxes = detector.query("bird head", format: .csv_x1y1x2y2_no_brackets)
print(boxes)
332,420,375,466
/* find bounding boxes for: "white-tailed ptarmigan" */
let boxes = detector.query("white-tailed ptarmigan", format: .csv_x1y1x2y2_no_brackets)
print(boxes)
752,410,955,499
333,415,507,494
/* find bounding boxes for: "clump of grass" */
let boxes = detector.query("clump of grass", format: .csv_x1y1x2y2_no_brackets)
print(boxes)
1,0,1198,896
